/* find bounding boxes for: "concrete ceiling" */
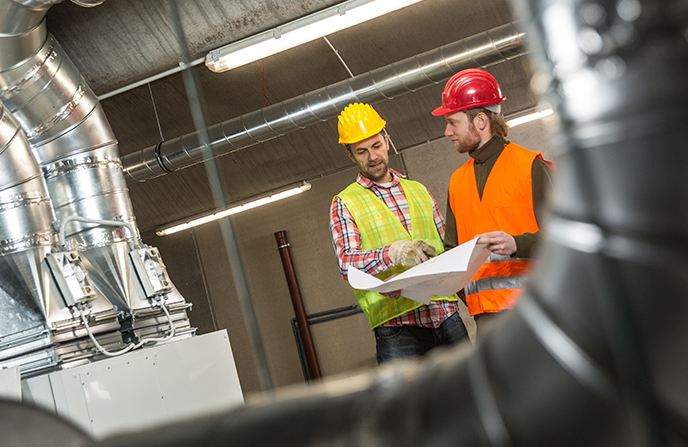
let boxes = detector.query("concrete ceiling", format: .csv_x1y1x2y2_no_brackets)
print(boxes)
45,0,539,233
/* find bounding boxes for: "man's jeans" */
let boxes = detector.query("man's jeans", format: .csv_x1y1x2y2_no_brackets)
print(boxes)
373,312,468,364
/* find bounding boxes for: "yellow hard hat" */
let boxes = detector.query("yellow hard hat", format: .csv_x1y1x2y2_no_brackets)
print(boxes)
337,103,386,145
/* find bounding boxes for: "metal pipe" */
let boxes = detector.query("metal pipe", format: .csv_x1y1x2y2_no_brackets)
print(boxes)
0,0,146,313
58,216,138,250
0,103,56,341
0,106,54,255
0,0,131,357
0,1,59,44
0,0,140,251
0,0,193,372
0,29,139,250
275,230,323,381
290,307,363,381
97,58,205,101
122,21,526,182
291,317,311,382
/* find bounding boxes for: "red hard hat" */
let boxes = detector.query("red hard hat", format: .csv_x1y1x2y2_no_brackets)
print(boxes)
431,69,506,116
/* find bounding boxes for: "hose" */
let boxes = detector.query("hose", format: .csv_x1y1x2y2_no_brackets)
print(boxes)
77,297,175,358
59,216,138,250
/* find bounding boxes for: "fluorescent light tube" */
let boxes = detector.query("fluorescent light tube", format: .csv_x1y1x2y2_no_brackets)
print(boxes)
157,182,312,236
507,108,554,128
206,0,423,73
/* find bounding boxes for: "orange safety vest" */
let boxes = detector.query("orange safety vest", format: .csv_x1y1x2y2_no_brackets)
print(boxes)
449,142,548,316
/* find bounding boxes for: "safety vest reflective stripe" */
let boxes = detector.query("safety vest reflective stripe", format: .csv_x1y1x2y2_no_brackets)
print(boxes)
464,273,528,296
465,255,531,302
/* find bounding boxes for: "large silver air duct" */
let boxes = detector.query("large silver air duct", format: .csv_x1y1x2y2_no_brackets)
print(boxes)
83,0,686,446
0,3,138,311
0,103,56,365
0,0,194,373
122,22,526,182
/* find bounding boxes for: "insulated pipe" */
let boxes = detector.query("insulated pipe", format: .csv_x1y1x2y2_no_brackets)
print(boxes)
0,0,144,311
0,30,139,249
122,22,526,182
0,106,54,256
93,1,688,446
0,0,139,251
275,230,322,381
0,103,56,339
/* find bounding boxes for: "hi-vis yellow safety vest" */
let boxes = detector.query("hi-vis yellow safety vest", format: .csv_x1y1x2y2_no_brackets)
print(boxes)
449,142,552,316
336,178,457,330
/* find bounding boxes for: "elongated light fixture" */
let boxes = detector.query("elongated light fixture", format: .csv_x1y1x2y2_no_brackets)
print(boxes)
205,0,424,73
507,108,554,128
157,182,312,236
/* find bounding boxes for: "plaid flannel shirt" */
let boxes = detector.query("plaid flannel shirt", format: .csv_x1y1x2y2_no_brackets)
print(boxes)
330,169,459,328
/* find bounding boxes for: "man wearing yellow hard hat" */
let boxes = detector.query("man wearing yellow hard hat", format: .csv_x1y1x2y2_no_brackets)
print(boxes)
329,102,468,364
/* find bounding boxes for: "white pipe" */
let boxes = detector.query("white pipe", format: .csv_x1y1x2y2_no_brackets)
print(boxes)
97,58,205,101
58,216,137,249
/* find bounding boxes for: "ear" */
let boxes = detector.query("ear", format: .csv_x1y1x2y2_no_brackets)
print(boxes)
384,133,390,152
346,147,355,163
475,112,489,132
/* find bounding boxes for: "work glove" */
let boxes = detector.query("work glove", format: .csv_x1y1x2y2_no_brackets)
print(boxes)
388,240,436,268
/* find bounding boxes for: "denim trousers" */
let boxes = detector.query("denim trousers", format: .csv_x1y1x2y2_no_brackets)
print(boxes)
373,311,468,365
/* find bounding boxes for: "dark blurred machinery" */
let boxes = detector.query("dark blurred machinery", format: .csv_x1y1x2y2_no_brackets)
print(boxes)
3,0,688,445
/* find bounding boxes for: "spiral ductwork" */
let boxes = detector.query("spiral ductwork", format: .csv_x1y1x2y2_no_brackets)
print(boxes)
0,0,142,311
93,0,688,446
122,21,526,182
0,33,138,250
0,104,54,341
0,0,195,374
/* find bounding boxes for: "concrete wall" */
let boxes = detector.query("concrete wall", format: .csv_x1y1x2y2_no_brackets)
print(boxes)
141,115,558,399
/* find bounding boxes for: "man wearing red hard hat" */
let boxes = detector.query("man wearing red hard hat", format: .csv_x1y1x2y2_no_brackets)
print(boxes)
432,69,556,337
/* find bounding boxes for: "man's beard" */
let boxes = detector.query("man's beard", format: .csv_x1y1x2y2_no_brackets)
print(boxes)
362,160,389,182
454,123,481,153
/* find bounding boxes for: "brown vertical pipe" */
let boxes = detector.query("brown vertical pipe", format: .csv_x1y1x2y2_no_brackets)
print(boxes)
275,230,323,380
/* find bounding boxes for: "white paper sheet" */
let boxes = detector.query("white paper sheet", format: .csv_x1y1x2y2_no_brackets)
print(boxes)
347,237,490,304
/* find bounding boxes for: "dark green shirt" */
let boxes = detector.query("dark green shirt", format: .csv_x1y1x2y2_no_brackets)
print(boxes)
444,136,555,259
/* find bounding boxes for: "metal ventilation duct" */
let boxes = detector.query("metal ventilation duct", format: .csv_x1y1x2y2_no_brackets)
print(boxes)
0,0,194,374
122,21,526,182
0,0,139,311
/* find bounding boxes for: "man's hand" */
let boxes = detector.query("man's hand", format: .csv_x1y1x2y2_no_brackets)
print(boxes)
389,240,436,267
380,290,402,300
380,273,402,300
477,231,517,256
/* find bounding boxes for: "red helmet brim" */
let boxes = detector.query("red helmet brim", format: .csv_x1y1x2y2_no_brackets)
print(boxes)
431,105,455,116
